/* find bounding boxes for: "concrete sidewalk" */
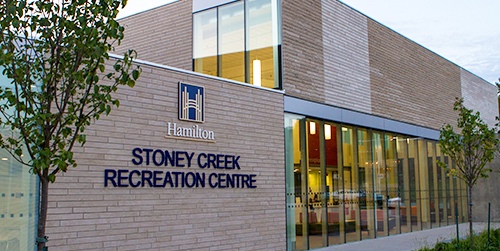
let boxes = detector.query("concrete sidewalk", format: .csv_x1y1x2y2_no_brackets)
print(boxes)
315,222,500,251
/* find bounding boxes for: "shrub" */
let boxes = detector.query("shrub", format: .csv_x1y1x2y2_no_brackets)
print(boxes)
419,228,500,251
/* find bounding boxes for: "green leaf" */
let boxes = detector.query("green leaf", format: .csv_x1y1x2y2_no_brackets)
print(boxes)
48,174,56,183
132,69,139,80
105,105,111,115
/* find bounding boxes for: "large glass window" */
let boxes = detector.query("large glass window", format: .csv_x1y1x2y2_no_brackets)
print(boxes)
246,0,280,88
285,114,306,250
385,133,400,236
436,145,448,226
342,126,358,243
0,69,38,251
372,131,387,237
193,0,282,89
358,128,375,240
418,139,430,230
306,120,325,249
325,122,342,246
193,9,218,76
427,141,438,228
219,2,245,82
284,114,467,250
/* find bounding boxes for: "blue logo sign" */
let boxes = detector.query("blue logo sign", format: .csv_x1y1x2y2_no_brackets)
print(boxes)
179,82,204,123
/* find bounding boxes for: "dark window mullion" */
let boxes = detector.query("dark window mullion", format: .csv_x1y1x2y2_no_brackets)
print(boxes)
216,7,220,77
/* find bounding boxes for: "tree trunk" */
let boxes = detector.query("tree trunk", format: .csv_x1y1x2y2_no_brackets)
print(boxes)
37,177,49,251
468,185,473,248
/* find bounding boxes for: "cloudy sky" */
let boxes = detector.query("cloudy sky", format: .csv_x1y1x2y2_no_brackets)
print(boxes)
118,0,500,84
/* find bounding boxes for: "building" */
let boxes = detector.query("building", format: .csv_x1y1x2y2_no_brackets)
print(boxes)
1,0,498,250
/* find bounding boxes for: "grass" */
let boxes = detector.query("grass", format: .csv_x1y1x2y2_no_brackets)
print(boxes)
418,228,500,251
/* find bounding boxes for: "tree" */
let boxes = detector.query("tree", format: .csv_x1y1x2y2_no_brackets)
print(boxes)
438,97,499,248
0,0,141,250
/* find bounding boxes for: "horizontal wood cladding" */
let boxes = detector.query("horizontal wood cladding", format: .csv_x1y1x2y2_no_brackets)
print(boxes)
282,0,325,103
282,0,372,113
115,0,193,70
367,18,462,130
45,60,286,251
460,68,498,127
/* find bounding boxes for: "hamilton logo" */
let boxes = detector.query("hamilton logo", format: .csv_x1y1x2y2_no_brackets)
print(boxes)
179,82,204,123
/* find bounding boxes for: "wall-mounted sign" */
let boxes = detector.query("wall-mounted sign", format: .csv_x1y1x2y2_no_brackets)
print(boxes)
167,82,215,142
164,122,215,142
104,148,257,189
179,82,204,123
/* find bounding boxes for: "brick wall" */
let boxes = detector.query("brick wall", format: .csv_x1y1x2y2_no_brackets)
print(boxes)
322,0,371,113
115,0,193,70
473,158,500,222
460,69,498,127
281,0,325,103
281,0,470,130
366,19,462,130
45,59,286,250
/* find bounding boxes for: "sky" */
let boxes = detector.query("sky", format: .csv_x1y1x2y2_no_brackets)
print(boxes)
117,0,500,85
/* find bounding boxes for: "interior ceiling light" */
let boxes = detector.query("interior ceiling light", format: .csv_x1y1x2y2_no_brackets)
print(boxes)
310,122,316,135
253,59,261,87
325,124,331,140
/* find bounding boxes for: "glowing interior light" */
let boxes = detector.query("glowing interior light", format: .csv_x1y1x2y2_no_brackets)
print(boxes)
342,127,348,131
1,158,7,161
310,122,316,135
325,124,331,140
253,59,261,87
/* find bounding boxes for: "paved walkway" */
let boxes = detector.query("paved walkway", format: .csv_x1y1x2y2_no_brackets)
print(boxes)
315,222,500,251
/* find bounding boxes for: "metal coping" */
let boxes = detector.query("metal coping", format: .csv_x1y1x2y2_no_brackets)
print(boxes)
284,96,440,140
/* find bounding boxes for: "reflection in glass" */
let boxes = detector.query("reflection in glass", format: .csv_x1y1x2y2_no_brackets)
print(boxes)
427,141,438,228
358,128,375,240
342,126,359,243
372,132,387,237
385,133,400,235
418,139,430,230
0,70,38,251
193,0,281,88
447,158,456,224
444,156,452,224
284,114,461,250
436,145,447,226
306,120,326,249
246,0,280,88
0,133,38,251
453,174,459,223
219,2,245,82
193,9,218,76
285,114,306,250
408,138,420,231
397,136,411,233
325,123,343,246
460,179,468,223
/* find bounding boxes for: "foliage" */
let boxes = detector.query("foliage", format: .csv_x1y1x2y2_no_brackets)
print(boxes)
438,98,499,186
418,227,500,251
0,0,141,249
438,97,499,248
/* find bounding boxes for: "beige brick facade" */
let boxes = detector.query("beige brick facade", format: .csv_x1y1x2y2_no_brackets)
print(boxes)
281,0,496,131
45,59,286,250
321,0,371,114
41,0,499,250
115,0,193,70
367,18,463,130
281,0,325,103
460,68,498,127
